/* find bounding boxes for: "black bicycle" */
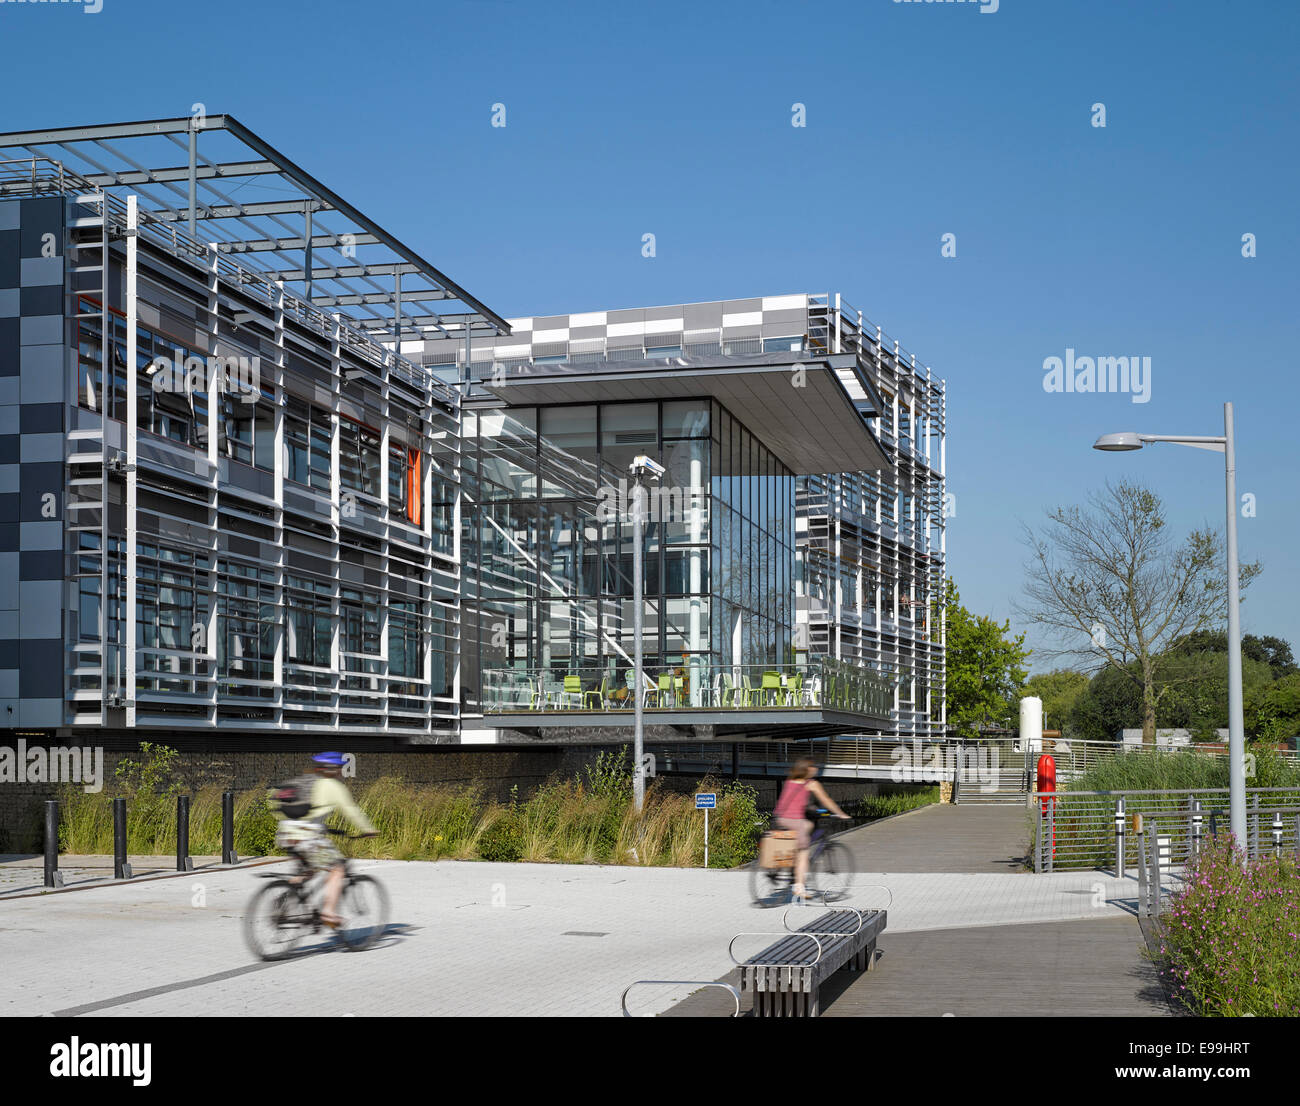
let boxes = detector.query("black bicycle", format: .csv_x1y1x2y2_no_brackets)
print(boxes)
244,829,390,961
749,808,855,905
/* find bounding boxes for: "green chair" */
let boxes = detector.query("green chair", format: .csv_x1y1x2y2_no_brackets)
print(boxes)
586,676,609,710
653,673,673,707
787,672,804,706
760,671,782,707
562,675,583,709
720,673,736,707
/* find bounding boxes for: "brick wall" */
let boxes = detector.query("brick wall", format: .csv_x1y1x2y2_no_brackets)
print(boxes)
0,744,620,851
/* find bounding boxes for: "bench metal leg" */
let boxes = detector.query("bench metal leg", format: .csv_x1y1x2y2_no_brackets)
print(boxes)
864,938,877,971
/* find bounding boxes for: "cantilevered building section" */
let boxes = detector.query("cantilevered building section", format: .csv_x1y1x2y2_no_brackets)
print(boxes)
0,117,507,741
799,296,947,742
418,294,944,745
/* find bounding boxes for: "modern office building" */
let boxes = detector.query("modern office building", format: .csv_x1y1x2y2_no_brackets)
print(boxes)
0,117,507,743
0,117,945,754
416,294,946,745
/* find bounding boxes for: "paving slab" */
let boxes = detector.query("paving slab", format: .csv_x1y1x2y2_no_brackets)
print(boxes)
835,802,1032,873
0,855,1154,1018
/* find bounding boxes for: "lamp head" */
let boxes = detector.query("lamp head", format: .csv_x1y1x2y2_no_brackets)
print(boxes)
629,455,666,480
1093,432,1145,452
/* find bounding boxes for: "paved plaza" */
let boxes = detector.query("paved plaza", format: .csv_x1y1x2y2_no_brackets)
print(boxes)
0,807,1164,1018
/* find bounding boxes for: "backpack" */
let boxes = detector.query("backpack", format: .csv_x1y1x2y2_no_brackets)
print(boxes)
269,774,317,820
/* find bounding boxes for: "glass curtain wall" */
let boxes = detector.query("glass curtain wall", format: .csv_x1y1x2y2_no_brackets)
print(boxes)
466,398,794,707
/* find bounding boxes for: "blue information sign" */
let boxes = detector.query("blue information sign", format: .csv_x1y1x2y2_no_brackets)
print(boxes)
695,793,717,809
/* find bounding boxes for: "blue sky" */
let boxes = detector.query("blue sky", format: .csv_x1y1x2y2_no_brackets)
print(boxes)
2,0,1296,670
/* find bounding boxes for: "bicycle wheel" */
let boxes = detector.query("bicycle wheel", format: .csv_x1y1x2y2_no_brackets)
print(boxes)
808,841,854,902
749,859,789,905
244,880,310,962
336,874,390,951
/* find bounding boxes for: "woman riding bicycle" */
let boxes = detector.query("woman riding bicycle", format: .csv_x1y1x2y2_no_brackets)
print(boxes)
774,757,850,900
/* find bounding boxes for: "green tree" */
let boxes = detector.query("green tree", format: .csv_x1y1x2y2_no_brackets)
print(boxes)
1022,668,1090,736
944,579,1030,733
1069,662,1143,742
1248,672,1300,744
1019,480,1260,745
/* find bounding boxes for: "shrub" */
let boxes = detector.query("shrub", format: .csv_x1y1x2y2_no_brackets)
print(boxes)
45,768,775,869
854,785,940,820
706,780,765,868
478,805,525,863
114,742,182,797
1158,841,1300,1016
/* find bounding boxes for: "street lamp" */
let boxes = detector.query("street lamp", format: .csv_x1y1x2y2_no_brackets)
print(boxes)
629,454,666,812
1092,402,1246,859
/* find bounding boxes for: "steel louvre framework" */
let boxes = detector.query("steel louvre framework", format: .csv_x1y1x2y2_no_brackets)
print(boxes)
0,116,510,349
0,117,509,740
801,295,947,742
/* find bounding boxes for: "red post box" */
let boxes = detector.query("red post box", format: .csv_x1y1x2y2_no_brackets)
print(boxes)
1037,754,1057,856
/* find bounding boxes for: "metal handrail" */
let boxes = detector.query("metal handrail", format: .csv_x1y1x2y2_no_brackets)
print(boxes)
620,981,741,1018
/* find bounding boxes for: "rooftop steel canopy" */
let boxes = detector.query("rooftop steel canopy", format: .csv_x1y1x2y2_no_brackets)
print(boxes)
0,115,509,344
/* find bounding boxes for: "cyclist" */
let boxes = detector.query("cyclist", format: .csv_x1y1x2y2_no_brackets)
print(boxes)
273,752,378,928
773,757,849,899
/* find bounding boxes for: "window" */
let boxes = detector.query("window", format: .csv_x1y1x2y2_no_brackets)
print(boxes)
390,444,424,525
341,588,381,656
339,416,381,496
285,397,332,492
285,575,333,667
221,384,274,470
389,600,422,678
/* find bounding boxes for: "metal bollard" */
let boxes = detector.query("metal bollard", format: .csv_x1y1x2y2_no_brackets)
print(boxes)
176,795,193,872
112,797,132,880
1115,797,1126,877
1272,811,1283,858
43,800,63,889
221,790,239,866
1191,798,1203,860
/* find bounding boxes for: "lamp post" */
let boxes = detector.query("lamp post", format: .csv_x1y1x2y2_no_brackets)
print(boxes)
629,454,666,812
1093,402,1246,859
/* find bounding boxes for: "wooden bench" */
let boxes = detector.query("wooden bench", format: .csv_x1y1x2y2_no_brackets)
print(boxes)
732,907,886,1017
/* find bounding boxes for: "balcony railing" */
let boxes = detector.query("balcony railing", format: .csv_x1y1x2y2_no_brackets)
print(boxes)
481,657,894,717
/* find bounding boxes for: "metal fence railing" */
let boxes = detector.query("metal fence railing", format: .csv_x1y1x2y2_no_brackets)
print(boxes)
1032,786,1300,873
481,658,894,718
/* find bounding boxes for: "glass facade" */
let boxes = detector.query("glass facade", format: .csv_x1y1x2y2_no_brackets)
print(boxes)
464,397,794,707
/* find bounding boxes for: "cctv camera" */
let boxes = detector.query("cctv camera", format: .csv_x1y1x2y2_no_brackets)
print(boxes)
629,455,666,479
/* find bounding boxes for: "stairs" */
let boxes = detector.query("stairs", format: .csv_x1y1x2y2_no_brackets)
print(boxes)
954,768,1028,805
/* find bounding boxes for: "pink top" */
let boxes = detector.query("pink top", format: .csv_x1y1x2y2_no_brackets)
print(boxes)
774,778,808,820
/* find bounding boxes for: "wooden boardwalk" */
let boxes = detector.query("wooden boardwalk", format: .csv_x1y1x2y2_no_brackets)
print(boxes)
660,916,1173,1017
835,802,1031,873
